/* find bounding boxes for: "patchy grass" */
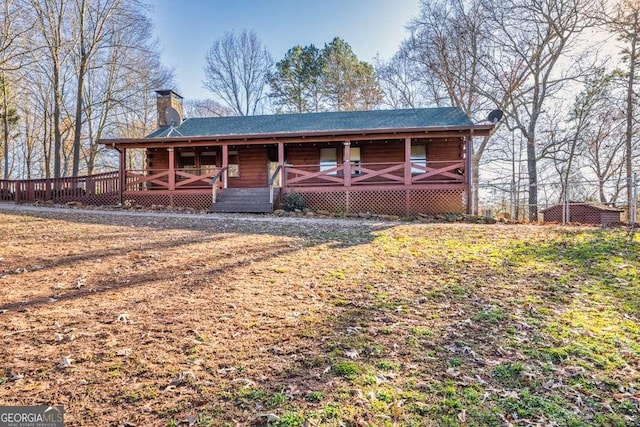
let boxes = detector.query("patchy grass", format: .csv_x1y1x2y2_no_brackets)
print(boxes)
0,209,638,426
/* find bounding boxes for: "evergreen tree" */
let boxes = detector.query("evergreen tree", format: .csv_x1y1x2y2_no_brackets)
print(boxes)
268,44,323,113
269,37,382,113
321,37,382,111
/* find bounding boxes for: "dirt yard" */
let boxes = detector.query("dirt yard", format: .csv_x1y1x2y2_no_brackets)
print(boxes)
0,205,638,426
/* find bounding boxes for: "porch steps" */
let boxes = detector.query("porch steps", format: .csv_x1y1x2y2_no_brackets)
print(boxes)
208,187,276,213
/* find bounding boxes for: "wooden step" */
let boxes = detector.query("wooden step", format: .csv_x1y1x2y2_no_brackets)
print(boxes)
208,187,277,213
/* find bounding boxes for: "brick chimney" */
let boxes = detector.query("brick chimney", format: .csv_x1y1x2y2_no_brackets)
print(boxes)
155,90,184,128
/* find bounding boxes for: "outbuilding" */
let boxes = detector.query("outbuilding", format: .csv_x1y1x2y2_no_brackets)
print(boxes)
540,203,623,225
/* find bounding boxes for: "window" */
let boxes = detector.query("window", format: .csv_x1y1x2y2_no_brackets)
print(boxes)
320,148,338,175
411,145,427,174
228,150,239,177
177,151,196,176
200,151,217,175
349,147,361,175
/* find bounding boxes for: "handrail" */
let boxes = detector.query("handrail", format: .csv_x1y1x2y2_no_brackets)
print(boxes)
1,170,119,185
210,167,228,184
268,165,282,186
210,167,228,203
2,171,121,202
268,165,283,204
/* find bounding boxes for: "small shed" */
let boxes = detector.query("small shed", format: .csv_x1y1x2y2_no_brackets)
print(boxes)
540,203,623,225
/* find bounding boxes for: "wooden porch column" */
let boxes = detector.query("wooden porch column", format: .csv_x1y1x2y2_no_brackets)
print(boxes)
167,148,175,191
404,137,412,186
343,141,351,187
278,142,285,187
222,144,228,188
118,147,126,204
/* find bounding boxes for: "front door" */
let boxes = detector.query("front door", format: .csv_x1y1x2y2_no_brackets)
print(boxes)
268,161,281,187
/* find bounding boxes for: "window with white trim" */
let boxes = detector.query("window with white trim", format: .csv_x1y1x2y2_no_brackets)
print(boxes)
320,148,338,175
349,146,362,175
411,145,427,174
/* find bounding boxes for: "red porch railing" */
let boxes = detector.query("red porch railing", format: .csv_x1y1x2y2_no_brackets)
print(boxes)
0,160,466,213
1,172,120,203
284,160,464,188
125,169,215,191
0,180,17,201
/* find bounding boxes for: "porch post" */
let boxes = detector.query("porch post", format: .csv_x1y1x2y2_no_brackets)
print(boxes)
404,137,412,186
343,141,351,187
118,147,126,205
168,148,175,191
278,142,285,187
465,134,473,214
222,144,228,188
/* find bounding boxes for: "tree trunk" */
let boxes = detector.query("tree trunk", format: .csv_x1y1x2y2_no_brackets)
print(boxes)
24,115,32,179
471,135,491,215
625,27,637,215
72,57,86,177
43,110,51,178
53,60,62,180
527,137,538,221
2,75,9,180
472,163,480,215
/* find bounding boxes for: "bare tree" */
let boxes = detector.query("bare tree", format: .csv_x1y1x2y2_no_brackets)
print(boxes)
16,58,57,178
576,72,631,203
15,89,42,179
0,0,33,72
376,48,426,109
483,0,597,221
402,0,505,214
407,0,488,112
70,0,124,177
1,0,32,180
31,0,72,180
599,0,640,214
0,0,173,180
81,3,174,174
1,75,20,179
540,70,611,202
184,99,234,118
203,29,273,116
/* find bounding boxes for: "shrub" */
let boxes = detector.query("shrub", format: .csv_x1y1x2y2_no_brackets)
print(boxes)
281,193,306,212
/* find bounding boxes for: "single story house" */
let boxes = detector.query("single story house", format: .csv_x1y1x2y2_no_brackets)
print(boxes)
540,202,623,225
97,90,494,215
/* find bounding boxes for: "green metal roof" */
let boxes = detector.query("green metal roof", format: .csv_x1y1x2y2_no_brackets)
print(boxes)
146,107,475,139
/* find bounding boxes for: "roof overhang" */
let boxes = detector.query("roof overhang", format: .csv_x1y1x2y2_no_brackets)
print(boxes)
98,124,495,149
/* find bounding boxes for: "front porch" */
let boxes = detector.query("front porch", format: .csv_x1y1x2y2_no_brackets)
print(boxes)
117,162,467,215
0,157,470,216
106,133,473,214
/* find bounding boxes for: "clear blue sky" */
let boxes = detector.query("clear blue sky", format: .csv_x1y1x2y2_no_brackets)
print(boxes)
150,0,421,101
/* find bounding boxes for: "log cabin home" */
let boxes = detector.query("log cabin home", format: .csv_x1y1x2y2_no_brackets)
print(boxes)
97,90,494,215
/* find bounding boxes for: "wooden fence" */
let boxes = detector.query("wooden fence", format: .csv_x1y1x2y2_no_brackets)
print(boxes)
0,171,120,205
